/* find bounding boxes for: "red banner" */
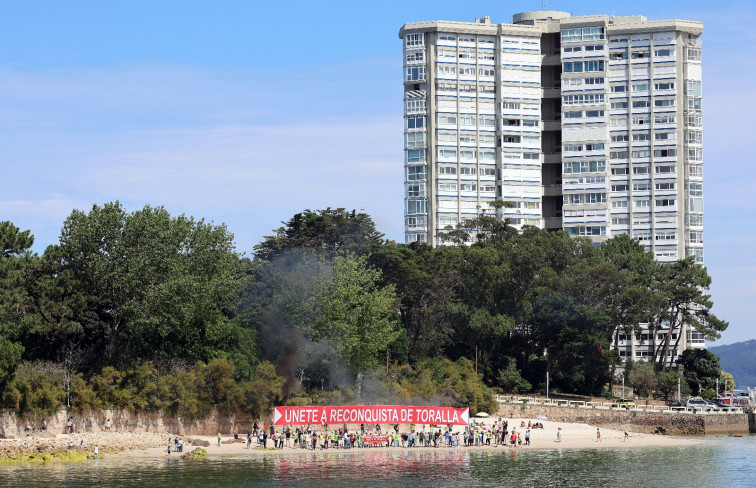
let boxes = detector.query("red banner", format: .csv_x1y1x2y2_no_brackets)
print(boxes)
363,435,390,446
273,405,469,426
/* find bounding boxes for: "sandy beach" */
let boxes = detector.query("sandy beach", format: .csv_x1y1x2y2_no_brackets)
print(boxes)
105,420,700,461
0,419,702,463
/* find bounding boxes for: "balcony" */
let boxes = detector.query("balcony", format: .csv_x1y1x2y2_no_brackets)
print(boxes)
543,152,561,165
542,120,561,131
543,184,562,197
544,217,563,230
541,87,561,99
541,54,561,66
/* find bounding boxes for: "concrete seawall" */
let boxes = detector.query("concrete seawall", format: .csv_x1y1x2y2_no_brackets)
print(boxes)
497,403,750,435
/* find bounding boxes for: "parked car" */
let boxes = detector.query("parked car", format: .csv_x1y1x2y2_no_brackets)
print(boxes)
616,399,636,409
685,397,710,411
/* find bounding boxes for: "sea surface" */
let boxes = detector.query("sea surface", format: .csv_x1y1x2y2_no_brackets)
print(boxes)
2,435,754,487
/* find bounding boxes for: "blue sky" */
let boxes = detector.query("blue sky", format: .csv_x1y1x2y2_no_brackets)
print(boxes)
1,1,754,345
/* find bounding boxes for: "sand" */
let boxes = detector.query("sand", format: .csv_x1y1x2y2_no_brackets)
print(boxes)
99,420,700,461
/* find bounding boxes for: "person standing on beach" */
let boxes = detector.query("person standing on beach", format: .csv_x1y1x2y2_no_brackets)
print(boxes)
105,419,111,431
66,417,73,434
596,428,601,442
525,429,531,446
94,445,99,458
624,430,629,442
217,432,222,447
556,427,562,442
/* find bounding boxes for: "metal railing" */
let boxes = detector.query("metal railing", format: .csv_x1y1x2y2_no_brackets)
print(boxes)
494,395,746,415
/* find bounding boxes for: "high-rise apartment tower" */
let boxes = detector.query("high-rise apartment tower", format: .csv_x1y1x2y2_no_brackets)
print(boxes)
399,11,705,361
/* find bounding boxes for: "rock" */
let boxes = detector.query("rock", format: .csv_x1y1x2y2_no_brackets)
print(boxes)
186,437,210,447
180,447,207,459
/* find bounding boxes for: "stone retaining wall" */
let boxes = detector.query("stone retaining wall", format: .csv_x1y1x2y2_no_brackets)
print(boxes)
496,403,749,436
0,408,258,439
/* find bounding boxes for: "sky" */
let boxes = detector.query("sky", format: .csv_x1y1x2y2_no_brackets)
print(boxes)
1,0,754,345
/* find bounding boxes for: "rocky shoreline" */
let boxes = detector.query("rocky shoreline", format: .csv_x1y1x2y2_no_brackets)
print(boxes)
0,432,170,462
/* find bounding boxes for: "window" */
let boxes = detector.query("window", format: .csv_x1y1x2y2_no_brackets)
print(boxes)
656,215,677,225
655,165,675,174
502,102,520,110
686,81,702,97
633,183,651,191
687,182,703,196
610,51,628,60
655,99,675,107
458,133,475,143
585,110,604,117
479,134,495,143
438,115,457,125
561,28,582,42
523,119,539,127
688,164,703,177
438,183,457,192
479,117,496,127
405,132,425,148
632,116,650,125
478,51,495,61
438,216,458,226
631,50,650,59
566,226,606,236
612,200,628,208
632,83,650,92
478,68,495,77
436,66,456,77
480,167,496,176
405,99,426,114
480,185,495,192
633,166,649,174
503,135,521,144
655,182,675,190
687,147,703,161
438,149,457,159
405,33,424,47
584,45,603,52
563,192,607,204
686,48,702,62
406,165,426,181
633,216,650,225
437,49,456,60
632,133,650,142
405,50,424,63
611,134,629,142
563,160,606,173
406,199,426,214
405,66,425,81
685,131,703,144
635,199,651,208
438,166,456,175
479,151,496,160
654,149,676,157
687,231,703,244
655,198,675,207
458,67,475,77
631,150,651,158
656,232,676,241
655,114,675,124
610,118,628,127
564,111,583,119
611,167,628,175
459,167,476,175
562,94,605,105
634,232,651,242
632,100,651,108
654,82,675,90
686,247,704,263
655,132,675,141
460,183,477,191
687,214,703,226
523,153,539,160
612,184,629,192
611,101,628,109
563,60,605,73
612,217,630,225
654,48,674,57
458,50,475,61
407,116,425,129
610,150,629,159
406,149,426,163
406,182,426,197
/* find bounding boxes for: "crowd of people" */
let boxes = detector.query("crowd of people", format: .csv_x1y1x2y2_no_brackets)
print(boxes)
236,419,546,450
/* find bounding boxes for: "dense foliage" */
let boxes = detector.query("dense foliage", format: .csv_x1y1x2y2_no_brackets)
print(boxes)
0,202,728,417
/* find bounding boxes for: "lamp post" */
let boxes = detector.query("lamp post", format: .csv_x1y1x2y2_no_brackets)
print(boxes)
546,371,550,401
622,376,625,400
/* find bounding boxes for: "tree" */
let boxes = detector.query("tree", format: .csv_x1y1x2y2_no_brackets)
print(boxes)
656,371,690,400
650,258,728,370
678,349,721,395
254,208,383,261
628,362,656,398
51,202,244,368
720,370,735,394
314,254,401,391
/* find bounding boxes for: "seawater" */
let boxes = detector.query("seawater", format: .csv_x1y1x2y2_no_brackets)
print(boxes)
2,435,754,487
